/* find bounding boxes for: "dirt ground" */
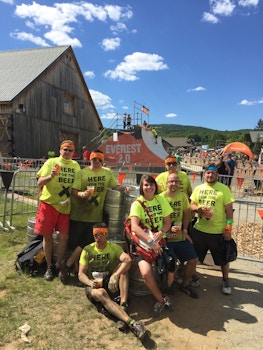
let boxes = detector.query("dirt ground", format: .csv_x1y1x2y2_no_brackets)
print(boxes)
1,255,262,350
125,254,263,350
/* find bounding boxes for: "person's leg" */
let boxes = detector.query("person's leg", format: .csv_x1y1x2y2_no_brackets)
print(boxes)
43,235,53,267
56,232,68,269
138,260,163,303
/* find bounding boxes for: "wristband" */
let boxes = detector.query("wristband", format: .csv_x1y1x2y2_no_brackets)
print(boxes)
226,219,234,225
148,239,155,246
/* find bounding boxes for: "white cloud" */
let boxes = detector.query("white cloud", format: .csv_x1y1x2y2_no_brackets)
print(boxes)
187,86,206,92
238,0,259,6
89,89,114,110
13,2,132,47
165,113,177,118
10,31,49,47
202,12,219,23
1,0,13,4
84,71,95,79
202,0,259,22
101,37,121,51
210,0,236,16
100,112,118,120
239,98,263,106
104,52,168,81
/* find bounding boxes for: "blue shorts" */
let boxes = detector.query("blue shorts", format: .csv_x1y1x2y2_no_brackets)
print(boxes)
167,239,198,263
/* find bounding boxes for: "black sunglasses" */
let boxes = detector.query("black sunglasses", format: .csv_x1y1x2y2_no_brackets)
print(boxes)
166,162,177,166
62,148,74,152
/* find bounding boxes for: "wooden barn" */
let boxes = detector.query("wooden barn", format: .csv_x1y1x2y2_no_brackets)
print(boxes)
0,45,103,159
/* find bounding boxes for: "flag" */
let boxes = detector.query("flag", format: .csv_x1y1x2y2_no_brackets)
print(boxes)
142,106,149,115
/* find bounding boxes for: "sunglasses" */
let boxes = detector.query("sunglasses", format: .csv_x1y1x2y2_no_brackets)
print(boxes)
166,162,177,166
62,148,74,152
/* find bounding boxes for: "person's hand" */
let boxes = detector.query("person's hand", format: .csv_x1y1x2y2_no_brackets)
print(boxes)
108,274,119,293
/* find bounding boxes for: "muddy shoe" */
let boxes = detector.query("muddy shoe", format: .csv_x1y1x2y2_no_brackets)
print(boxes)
129,321,149,340
44,266,53,281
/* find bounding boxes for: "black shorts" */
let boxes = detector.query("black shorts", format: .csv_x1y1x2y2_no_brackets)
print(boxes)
190,228,226,266
68,220,95,250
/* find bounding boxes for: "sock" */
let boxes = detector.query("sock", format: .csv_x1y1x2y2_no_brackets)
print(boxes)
128,319,135,326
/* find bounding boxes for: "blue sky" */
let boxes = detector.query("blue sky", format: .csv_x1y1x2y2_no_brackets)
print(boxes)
0,0,262,131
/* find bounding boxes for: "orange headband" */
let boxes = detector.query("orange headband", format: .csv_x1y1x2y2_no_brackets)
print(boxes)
90,152,104,162
93,227,108,235
165,157,177,164
60,141,75,151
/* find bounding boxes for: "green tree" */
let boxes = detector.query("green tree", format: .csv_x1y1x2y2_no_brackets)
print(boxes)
255,118,263,130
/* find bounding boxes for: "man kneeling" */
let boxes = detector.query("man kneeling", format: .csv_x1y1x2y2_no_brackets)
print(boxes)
78,223,149,340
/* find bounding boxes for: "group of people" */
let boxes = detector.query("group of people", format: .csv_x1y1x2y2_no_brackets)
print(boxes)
34,143,235,340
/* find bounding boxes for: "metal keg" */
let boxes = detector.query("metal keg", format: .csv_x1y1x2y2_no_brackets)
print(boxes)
129,261,160,296
26,217,59,262
103,189,125,239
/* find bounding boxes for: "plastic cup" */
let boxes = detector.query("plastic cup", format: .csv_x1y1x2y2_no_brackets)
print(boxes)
202,207,214,219
170,222,182,238
95,277,103,288
87,185,95,196
54,163,61,174
92,272,103,288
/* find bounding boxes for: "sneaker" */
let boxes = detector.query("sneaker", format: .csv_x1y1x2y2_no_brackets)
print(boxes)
179,284,199,299
59,261,69,284
163,296,174,311
189,275,200,287
129,321,149,340
44,266,53,281
151,296,174,317
221,280,232,295
116,320,128,332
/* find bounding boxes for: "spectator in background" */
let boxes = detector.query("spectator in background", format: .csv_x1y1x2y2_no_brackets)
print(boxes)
82,146,90,162
216,156,231,185
225,153,236,188
123,114,127,129
126,114,132,130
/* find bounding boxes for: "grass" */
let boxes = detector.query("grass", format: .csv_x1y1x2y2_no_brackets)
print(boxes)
0,215,149,350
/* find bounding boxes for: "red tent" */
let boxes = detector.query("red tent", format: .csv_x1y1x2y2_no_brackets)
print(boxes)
220,142,254,159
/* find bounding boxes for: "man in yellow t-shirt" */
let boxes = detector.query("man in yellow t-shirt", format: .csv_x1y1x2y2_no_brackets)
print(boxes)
190,164,235,295
34,140,80,282
156,155,192,198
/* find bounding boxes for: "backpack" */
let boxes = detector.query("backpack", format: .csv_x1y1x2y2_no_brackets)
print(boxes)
15,237,46,277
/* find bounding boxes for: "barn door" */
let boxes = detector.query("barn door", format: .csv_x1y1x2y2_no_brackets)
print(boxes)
0,114,14,157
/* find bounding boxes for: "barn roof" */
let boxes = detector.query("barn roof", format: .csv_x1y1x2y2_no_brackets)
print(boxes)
0,45,70,102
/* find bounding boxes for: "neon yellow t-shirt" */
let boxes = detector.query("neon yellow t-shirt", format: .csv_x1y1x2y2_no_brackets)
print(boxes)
190,182,235,234
37,156,80,214
155,171,192,197
129,194,173,231
79,241,123,279
160,191,190,242
70,166,118,222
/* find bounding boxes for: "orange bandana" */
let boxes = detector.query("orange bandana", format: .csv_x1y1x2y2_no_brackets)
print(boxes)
60,141,75,151
90,152,104,162
93,227,108,235
165,157,177,164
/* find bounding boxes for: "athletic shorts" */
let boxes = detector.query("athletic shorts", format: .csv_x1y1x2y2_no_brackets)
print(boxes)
190,228,226,266
68,220,95,250
34,201,69,236
167,240,198,263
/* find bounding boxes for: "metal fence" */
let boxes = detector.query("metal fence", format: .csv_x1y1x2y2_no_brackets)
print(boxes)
0,161,263,261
